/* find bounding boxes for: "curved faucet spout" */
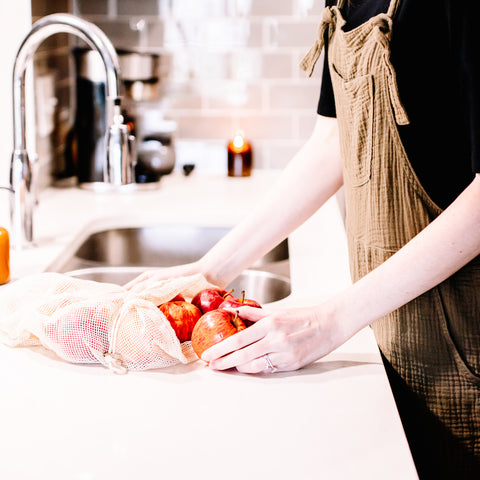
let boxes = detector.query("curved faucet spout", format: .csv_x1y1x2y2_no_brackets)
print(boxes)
12,13,121,152
10,13,134,249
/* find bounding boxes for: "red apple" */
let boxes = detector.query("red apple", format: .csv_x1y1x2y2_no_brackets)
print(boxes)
191,288,233,314
191,309,246,358
219,290,262,310
159,301,202,343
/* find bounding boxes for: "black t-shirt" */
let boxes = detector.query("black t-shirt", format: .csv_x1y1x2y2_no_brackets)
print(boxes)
317,0,479,209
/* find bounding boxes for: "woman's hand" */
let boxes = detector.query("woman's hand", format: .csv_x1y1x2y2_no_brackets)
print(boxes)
201,303,352,374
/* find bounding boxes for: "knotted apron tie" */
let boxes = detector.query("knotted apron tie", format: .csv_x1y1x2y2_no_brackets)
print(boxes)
300,7,334,77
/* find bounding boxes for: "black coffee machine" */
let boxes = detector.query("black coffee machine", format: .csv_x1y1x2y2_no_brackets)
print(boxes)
65,47,110,185
66,47,169,186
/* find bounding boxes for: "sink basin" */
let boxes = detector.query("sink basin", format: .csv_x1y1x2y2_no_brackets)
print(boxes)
47,223,291,303
72,225,288,267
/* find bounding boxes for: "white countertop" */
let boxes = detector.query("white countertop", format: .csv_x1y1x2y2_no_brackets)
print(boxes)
0,171,418,479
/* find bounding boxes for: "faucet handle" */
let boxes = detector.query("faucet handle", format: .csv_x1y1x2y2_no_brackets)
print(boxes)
105,98,136,186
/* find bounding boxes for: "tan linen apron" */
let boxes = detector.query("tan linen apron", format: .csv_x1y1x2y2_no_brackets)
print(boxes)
302,0,480,477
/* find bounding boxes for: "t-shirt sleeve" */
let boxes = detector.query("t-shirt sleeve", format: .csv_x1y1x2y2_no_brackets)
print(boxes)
316,0,337,118
316,39,336,117
459,7,480,173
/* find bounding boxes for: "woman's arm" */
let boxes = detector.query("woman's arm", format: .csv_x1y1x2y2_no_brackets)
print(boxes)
125,115,343,289
334,172,480,328
203,173,480,373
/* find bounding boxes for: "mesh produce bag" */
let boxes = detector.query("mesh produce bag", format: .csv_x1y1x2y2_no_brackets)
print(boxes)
0,272,211,373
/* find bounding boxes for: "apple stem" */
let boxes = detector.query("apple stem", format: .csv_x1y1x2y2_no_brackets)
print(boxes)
231,310,243,329
225,289,234,298
241,290,245,303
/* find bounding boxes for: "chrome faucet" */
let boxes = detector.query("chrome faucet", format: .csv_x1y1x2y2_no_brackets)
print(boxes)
10,13,135,249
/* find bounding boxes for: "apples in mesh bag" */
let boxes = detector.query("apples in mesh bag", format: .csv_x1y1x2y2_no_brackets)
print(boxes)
0,272,211,373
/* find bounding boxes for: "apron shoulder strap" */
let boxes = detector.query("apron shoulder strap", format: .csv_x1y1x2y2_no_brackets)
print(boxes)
387,0,402,19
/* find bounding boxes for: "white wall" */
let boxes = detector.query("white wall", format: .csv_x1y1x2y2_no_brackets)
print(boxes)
0,0,32,186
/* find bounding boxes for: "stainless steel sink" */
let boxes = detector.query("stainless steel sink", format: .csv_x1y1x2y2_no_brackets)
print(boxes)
47,223,291,304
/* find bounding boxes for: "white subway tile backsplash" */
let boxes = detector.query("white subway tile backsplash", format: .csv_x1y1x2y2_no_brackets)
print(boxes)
227,0,253,17
171,113,235,139
269,82,320,110
229,50,262,80
203,18,252,50
171,0,228,18
204,80,263,109
295,0,325,16
298,111,320,138
268,140,305,168
261,52,294,78
249,0,294,16
233,114,294,141
161,84,203,109
272,20,322,48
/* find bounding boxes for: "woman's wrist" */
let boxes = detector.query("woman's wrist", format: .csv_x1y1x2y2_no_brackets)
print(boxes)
196,255,228,288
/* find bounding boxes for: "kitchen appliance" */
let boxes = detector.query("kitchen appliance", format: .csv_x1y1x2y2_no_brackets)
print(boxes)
115,50,176,183
66,47,109,185
134,115,177,184
117,49,162,102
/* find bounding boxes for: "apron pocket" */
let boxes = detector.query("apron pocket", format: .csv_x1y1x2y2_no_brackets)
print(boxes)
434,286,480,387
331,66,374,187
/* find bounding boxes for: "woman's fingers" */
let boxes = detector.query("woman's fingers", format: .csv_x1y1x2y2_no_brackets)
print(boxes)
236,353,281,374
201,310,270,364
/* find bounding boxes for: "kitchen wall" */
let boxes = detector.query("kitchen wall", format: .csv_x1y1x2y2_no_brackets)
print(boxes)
31,0,325,184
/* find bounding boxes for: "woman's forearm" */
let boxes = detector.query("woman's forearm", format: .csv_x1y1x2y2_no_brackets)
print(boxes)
330,174,480,336
199,115,344,287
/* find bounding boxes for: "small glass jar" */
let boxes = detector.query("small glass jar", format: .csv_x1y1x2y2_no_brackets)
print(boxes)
0,227,10,285
227,131,252,177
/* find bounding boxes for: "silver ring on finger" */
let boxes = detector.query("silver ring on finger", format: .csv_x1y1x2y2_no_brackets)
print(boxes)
263,354,277,373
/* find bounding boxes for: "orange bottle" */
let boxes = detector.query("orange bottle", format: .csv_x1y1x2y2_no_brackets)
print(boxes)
0,227,10,284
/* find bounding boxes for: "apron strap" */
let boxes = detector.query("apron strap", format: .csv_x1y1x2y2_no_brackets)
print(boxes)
300,7,335,77
387,0,402,18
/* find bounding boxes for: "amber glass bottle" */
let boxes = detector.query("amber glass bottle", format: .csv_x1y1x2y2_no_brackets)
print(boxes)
0,227,10,284
227,131,252,177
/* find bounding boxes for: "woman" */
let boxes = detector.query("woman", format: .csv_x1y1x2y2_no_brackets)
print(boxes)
127,0,479,477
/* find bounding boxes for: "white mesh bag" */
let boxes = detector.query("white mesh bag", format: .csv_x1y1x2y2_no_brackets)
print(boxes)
0,272,211,373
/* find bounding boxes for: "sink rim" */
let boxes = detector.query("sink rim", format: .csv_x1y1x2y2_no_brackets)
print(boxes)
63,265,291,286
